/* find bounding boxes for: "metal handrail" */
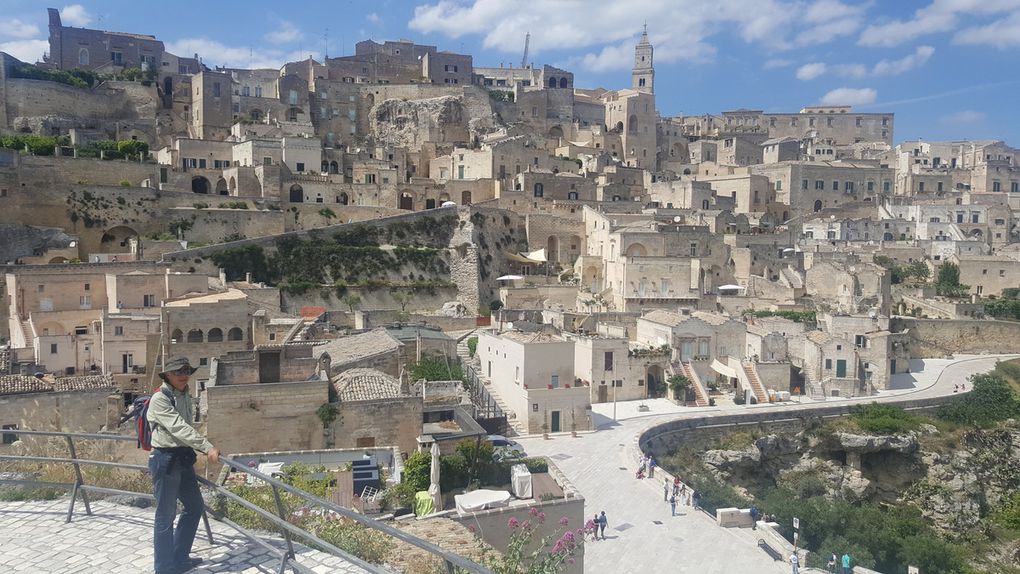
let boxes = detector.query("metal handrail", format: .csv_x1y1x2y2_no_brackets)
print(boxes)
0,429,493,574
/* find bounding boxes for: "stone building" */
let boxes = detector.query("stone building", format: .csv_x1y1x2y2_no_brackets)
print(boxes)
0,374,119,451
45,8,164,72
161,289,253,386
330,368,422,457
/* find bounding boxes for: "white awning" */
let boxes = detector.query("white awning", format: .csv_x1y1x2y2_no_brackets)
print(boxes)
710,359,738,379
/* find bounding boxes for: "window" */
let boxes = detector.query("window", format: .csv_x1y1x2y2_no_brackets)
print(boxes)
1012,182,1019,193
2,424,18,445
255,86,263,97
775,180,782,191
551,375,559,388
825,359,832,370
604,351,614,371
832,181,839,191
845,181,854,192
50,343,58,354
690,242,698,257
867,181,874,191
115,326,124,336
80,295,91,308
534,183,544,197
883,181,891,193
242,86,250,96
993,181,1001,192
144,294,156,307
110,51,123,64
918,182,925,192
802,179,808,190
296,162,305,172
288,90,298,105
815,180,824,190
212,82,221,97
74,326,88,336
37,284,44,293
199,358,208,366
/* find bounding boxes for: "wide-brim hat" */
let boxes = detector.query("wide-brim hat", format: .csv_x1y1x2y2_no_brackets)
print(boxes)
159,357,197,380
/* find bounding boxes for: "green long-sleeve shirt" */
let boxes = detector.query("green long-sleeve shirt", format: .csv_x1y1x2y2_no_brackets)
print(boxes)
148,382,214,453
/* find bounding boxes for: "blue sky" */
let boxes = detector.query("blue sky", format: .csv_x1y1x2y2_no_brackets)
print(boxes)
2,1,1019,145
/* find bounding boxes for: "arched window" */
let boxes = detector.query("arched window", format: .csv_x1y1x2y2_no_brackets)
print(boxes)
171,329,183,343
814,200,823,212
628,114,638,134
187,329,203,343
321,161,329,173
338,192,349,205
289,184,304,203
330,161,339,174
534,183,544,197
559,77,568,89
78,48,89,66
207,328,223,342
702,199,710,209
548,77,557,88
227,327,243,341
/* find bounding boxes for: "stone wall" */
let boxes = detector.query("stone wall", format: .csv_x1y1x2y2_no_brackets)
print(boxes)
892,317,1020,358
205,380,328,456
332,396,422,457
0,390,120,450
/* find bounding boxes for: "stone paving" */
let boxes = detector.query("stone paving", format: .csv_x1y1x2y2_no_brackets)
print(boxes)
514,354,1017,574
0,499,375,573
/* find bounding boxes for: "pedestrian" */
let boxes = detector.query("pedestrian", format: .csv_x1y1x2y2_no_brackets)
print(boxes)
954,384,959,393
670,494,677,516
598,511,608,540
680,483,688,505
647,456,656,478
148,358,222,574
789,551,800,574
588,514,599,542
827,552,837,574
663,477,670,501
750,504,760,530
692,489,700,510
672,477,680,497
841,552,851,574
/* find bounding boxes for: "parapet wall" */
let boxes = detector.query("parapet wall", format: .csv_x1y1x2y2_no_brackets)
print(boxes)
892,317,1020,358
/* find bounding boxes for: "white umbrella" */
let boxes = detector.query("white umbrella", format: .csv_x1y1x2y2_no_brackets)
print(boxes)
718,284,743,290
496,275,524,281
428,442,442,511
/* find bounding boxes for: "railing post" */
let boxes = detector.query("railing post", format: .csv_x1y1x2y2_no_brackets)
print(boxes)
270,484,295,573
201,510,214,544
445,558,456,574
64,435,92,523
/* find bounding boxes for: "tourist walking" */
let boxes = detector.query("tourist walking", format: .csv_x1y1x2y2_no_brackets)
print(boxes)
827,552,837,573
663,478,670,501
598,511,608,540
750,504,760,530
672,477,681,497
147,358,222,574
789,551,800,574
692,489,701,510
670,494,678,516
679,483,688,505
647,456,656,478
841,552,852,574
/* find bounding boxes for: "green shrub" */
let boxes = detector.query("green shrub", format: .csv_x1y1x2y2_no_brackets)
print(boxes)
466,336,478,358
937,373,1020,428
850,403,921,434
402,451,431,492
992,491,1020,531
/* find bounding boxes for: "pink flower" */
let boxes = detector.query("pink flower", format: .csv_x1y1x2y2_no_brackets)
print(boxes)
538,512,546,523
558,516,569,527
508,517,520,529
522,519,532,529
529,507,540,517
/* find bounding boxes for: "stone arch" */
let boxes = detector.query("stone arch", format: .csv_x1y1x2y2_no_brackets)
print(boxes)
567,234,582,260
646,364,665,398
78,48,89,66
191,176,210,194
461,190,472,205
883,232,894,241
546,236,559,263
48,256,69,264
338,192,349,205
548,125,564,139
289,184,304,203
438,192,451,202
615,121,624,133
682,168,691,175
228,177,236,194
628,114,638,134
38,321,65,336
187,329,203,343
215,178,228,195
813,199,823,212
625,242,647,257
227,327,244,341
971,228,983,238
171,329,183,343
559,77,568,88
548,77,557,88
207,328,223,342
330,161,339,174
399,192,414,210
103,225,139,250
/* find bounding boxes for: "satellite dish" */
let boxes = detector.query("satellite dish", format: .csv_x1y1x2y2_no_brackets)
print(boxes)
673,216,682,223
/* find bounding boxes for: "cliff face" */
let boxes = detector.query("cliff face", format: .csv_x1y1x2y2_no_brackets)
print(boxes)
700,426,1020,530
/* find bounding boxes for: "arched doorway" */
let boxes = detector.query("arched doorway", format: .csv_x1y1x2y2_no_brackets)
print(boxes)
228,177,236,195
461,190,472,205
548,125,564,139
813,200,823,212
625,243,647,257
289,184,304,203
338,192,349,205
546,236,559,263
191,177,210,194
102,225,139,252
215,178,228,195
399,193,414,210
329,161,339,174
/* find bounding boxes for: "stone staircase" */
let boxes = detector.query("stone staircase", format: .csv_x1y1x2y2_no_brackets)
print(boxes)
455,331,523,435
677,361,709,407
740,361,770,404
804,371,827,400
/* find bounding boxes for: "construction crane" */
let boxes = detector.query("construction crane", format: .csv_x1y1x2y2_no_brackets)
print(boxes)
520,33,530,69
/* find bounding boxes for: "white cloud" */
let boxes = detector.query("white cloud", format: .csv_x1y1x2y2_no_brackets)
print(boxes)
831,63,868,79
941,110,986,124
954,11,1020,47
60,4,92,27
858,0,1020,47
872,45,935,76
0,39,48,63
265,21,303,45
366,13,383,26
408,0,870,72
820,87,877,106
796,62,827,80
0,19,40,40
763,58,793,69
166,38,308,69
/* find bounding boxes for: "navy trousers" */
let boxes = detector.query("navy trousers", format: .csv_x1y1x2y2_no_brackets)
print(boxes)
150,448,203,574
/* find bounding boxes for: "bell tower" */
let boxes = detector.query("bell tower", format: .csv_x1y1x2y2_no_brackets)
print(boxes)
632,25,654,93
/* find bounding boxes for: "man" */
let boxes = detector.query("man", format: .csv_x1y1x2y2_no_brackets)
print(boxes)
789,551,800,574
841,552,852,574
148,358,222,574
597,511,608,540
663,477,670,501
750,504,760,530
669,494,677,516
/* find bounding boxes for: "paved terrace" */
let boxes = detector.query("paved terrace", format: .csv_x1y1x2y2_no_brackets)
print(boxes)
0,500,373,573
514,354,1017,574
